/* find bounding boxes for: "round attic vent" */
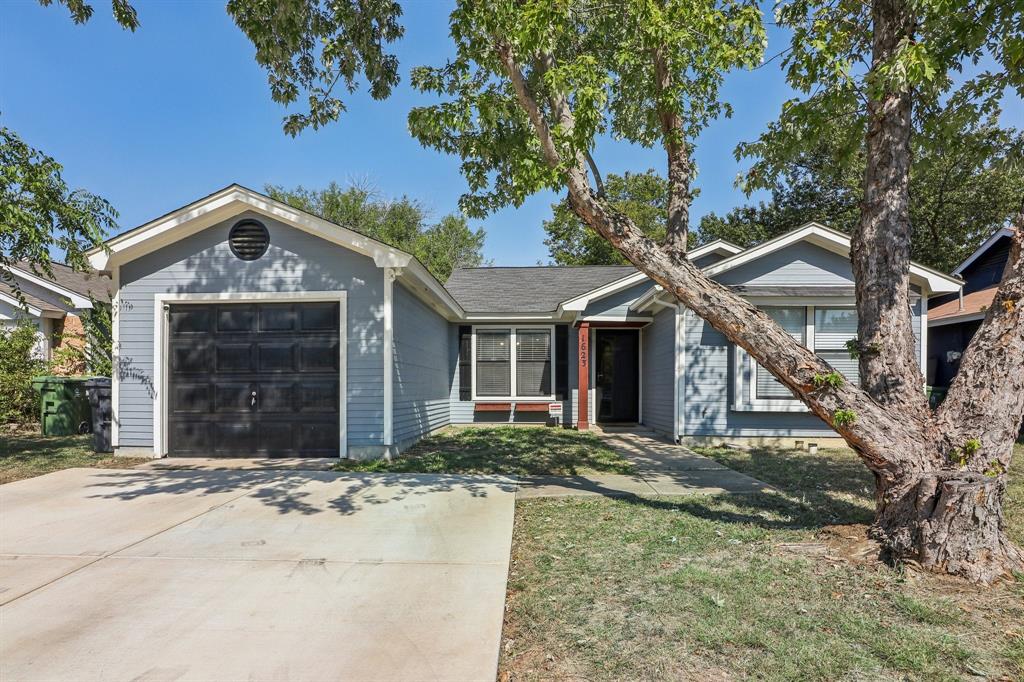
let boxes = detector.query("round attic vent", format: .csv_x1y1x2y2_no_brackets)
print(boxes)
228,219,270,261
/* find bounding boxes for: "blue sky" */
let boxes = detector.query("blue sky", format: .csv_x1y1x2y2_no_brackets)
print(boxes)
4,1,801,265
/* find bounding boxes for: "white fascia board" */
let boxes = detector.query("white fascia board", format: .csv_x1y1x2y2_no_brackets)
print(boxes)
92,186,415,271
928,312,987,327
2,266,92,309
701,222,962,295
398,260,464,319
0,291,43,317
558,271,650,312
953,227,1014,275
689,239,744,260
462,312,563,321
87,184,464,320
631,285,667,313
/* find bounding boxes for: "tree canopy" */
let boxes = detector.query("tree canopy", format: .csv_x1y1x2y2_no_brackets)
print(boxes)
0,127,116,282
700,118,1023,272
543,170,686,265
265,181,487,280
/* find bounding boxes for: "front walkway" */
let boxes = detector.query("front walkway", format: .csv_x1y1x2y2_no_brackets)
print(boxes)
1,468,515,681
515,429,769,498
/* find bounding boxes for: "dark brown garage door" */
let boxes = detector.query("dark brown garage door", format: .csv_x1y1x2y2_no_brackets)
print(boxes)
167,302,340,457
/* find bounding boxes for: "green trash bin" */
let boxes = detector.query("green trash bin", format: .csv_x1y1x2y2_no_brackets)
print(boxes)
30,376,93,436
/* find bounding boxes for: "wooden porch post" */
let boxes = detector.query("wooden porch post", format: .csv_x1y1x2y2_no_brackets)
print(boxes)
577,322,590,430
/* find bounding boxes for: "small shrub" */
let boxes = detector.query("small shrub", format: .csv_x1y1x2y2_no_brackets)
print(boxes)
813,371,844,389
0,320,47,424
833,409,857,427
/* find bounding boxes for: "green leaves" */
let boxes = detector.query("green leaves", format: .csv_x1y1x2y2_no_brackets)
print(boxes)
544,170,683,264
407,0,766,217
227,0,404,136
0,127,115,282
265,181,486,280
38,0,139,31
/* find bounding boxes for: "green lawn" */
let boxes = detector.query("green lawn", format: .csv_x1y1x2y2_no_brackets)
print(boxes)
0,432,149,484
500,443,1024,681
334,426,634,476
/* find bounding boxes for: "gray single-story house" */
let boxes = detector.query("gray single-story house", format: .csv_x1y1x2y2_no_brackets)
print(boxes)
87,185,962,459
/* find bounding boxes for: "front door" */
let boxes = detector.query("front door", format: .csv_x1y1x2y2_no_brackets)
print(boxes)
594,329,639,423
167,302,341,457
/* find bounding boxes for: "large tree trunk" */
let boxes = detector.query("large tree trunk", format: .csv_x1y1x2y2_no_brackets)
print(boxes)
494,17,1024,583
872,471,1023,584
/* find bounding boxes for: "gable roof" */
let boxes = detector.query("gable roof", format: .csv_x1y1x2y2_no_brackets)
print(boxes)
701,222,962,295
0,283,65,317
7,262,111,304
88,183,464,319
445,265,636,313
953,226,1017,276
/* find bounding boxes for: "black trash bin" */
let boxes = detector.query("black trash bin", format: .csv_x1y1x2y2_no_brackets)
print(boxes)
85,377,113,453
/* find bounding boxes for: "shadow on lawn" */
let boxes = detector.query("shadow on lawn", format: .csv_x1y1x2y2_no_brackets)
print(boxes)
613,445,877,531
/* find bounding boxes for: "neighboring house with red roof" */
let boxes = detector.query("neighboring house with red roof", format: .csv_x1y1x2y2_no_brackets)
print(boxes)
0,262,111,361
927,226,1016,388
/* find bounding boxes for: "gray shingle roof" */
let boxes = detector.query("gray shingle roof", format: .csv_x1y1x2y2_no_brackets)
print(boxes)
10,262,111,304
0,282,64,314
444,265,639,313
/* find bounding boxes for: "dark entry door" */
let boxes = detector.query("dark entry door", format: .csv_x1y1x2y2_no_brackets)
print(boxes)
167,302,340,457
594,329,640,423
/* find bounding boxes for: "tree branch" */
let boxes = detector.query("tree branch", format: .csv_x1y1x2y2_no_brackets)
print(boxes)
937,209,1024,473
492,36,933,486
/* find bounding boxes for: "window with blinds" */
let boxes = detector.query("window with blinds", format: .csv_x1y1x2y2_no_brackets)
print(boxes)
516,330,552,397
755,307,805,399
815,308,858,384
473,327,553,399
475,329,511,396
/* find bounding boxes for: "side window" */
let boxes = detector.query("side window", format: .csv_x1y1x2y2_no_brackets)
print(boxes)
475,329,511,397
814,308,859,383
755,307,806,400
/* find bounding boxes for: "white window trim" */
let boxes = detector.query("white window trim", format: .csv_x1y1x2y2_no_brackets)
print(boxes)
152,291,348,458
733,302,860,413
470,324,556,402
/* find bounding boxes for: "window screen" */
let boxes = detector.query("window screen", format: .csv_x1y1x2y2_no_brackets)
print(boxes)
755,307,806,399
815,308,859,384
475,329,511,396
515,329,552,397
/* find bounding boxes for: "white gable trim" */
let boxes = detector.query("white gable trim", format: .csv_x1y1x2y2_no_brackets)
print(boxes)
688,239,744,260
88,184,465,320
558,271,649,312
953,227,1015,276
701,222,962,295
2,266,93,309
0,291,44,318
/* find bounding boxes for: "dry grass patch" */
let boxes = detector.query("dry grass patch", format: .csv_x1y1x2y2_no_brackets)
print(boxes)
0,432,148,484
500,443,1024,681
335,426,633,476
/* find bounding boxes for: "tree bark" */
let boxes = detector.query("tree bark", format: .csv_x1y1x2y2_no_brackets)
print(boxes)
652,47,691,257
852,0,929,420
494,24,1024,584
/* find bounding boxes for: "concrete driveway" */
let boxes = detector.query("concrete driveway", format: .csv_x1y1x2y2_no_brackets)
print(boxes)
0,467,516,681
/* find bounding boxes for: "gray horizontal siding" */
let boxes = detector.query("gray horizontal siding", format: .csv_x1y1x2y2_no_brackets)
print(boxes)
681,309,836,437
116,211,384,451
392,282,450,447
641,306,676,436
716,242,854,287
582,281,653,319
